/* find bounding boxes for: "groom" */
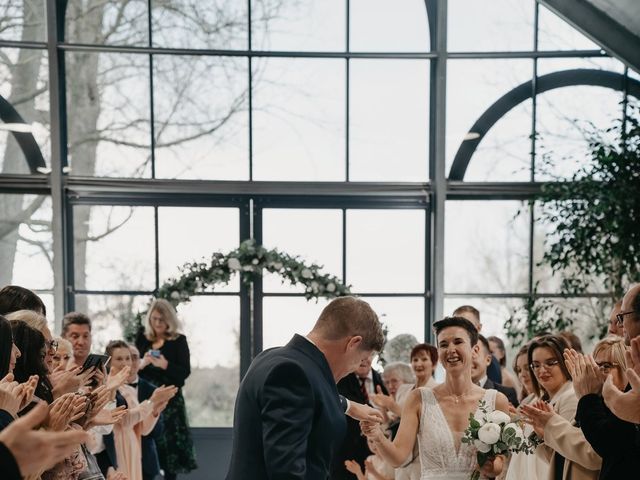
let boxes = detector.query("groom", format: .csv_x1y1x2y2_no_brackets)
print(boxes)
226,296,386,479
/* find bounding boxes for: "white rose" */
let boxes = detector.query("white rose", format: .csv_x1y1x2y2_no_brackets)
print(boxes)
326,282,336,292
474,439,491,453
252,258,259,265
273,262,283,270
478,422,501,445
487,410,511,425
503,422,524,443
170,291,180,300
242,265,253,272
227,257,242,270
473,411,487,427
301,268,313,279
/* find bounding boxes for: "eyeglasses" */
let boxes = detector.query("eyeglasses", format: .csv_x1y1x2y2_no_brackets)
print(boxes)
596,361,620,373
46,339,58,353
616,311,635,326
530,359,560,371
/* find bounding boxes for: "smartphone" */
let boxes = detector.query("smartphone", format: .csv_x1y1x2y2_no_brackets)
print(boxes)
81,353,109,373
149,349,161,358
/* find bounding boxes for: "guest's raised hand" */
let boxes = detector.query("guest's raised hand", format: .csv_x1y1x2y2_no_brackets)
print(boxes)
51,365,94,397
344,460,365,479
521,401,554,438
0,402,89,476
571,353,603,399
0,378,25,417
563,348,580,378
625,337,640,378
369,385,395,411
19,375,39,410
106,467,129,480
150,385,178,407
148,353,169,370
602,370,640,423
46,393,77,431
85,385,111,423
106,366,130,392
346,400,384,423
89,405,128,427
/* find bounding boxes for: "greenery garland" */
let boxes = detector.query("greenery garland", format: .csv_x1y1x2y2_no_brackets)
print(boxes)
125,239,351,340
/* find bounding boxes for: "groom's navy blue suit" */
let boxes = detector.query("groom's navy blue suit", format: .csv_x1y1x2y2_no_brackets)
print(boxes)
226,334,347,480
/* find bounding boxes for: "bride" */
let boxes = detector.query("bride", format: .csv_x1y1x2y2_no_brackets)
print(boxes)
361,317,510,479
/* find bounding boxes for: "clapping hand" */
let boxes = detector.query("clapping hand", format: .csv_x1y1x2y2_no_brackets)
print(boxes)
0,402,89,476
344,460,365,480
0,374,27,417
90,405,128,427
369,385,397,411
602,337,640,423
106,366,130,392
521,400,554,438
150,385,178,414
46,393,88,431
564,349,604,399
51,366,95,398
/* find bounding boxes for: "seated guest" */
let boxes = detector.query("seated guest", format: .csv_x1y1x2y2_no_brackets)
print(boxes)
472,335,519,407
0,285,46,316
10,320,53,404
381,362,414,403
488,335,519,389
527,335,577,480
606,300,624,337
6,310,56,373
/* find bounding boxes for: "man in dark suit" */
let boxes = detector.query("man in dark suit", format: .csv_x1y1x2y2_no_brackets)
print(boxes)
333,357,388,479
226,296,386,480
574,284,640,478
472,335,519,407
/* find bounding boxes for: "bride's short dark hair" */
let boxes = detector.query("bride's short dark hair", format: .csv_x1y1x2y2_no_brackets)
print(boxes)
432,316,479,346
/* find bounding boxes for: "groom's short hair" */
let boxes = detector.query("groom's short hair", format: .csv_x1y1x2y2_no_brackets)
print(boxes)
433,316,479,346
313,296,384,351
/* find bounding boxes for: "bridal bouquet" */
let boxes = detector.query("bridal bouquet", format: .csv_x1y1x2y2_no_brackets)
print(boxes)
461,401,539,480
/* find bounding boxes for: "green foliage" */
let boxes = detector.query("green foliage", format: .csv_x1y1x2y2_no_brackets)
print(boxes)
505,106,640,346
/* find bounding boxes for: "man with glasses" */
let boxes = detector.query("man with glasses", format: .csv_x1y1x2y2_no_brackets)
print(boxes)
607,299,625,337
574,283,640,479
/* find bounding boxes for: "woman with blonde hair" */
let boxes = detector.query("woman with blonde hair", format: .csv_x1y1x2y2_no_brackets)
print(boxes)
135,299,197,479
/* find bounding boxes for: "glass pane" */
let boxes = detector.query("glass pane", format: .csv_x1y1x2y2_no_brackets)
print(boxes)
262,296,330,350
532,202,607,294
444,201,530,294
350,0,430,52
347,210,425,293
252,58,345,181
0,0,46,42
262,209,342,293
463,99,533,181
362,296,424,342
349,60,429,181
0,194,53,290
447,59,532,179
443,296,524,359
537,6,600,51
74,206,155,291
151,0,248,50
251,0,344,51
73,294,150,352
179,296,240,427
158,207,240,292
153,55,249,180
0,48,50,174
535,58,625,181
65,0,148,46
448,0,534,52
66,52,151,178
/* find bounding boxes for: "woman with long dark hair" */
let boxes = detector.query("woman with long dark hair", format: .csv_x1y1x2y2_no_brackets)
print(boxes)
0,315,20,379
10,320,53,404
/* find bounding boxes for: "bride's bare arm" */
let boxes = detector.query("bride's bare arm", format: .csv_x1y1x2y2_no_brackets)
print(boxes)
361,389,421,467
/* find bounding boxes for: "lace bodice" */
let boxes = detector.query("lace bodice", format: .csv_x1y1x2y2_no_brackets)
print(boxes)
417,388,497,480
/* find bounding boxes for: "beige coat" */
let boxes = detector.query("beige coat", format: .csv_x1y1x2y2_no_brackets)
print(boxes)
543,414,601,480
536,381,600,480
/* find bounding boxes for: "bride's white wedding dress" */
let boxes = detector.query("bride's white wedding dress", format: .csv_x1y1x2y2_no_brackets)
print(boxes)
417,388,497,480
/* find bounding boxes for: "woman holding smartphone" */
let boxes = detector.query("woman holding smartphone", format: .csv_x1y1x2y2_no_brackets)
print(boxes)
136,299,197,480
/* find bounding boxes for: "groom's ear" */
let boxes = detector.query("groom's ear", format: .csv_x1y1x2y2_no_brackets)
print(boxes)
346,335,363,351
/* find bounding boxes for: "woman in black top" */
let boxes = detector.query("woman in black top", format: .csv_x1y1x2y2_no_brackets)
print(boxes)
136,299,196,479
